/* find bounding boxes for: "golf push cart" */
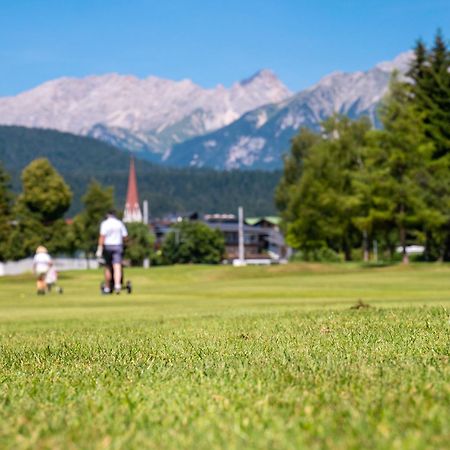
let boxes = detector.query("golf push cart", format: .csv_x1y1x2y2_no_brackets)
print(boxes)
98,257,132,295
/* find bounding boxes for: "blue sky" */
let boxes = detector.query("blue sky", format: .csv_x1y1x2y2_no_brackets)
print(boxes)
1,0,449,96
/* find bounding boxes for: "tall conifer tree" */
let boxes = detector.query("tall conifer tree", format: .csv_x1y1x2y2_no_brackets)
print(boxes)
362,76,434,263
408,32,450,259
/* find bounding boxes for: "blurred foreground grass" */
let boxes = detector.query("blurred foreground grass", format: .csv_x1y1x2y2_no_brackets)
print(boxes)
0,263,449,449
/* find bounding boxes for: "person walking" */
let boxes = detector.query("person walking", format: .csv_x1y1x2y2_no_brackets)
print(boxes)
96,210,128,294
33,246,53,295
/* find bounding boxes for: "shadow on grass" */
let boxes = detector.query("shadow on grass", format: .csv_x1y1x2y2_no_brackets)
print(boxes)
358,261,399,269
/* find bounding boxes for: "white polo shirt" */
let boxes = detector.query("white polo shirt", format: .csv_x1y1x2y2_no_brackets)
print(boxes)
33,252,52,274
100,216,128,246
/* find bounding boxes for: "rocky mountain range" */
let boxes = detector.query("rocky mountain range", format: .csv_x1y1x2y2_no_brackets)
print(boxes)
0,70,291,163
0,52,412,169
169,52,413,169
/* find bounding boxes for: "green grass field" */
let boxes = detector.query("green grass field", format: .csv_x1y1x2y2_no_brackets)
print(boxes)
0,263,449,449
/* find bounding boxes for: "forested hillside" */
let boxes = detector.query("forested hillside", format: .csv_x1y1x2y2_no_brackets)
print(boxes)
0,126,280,216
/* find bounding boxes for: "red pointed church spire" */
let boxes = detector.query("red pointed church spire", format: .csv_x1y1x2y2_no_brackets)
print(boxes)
123,157,143,223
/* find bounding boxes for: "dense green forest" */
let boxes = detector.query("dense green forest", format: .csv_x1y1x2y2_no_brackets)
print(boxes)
277,32,450,262
0,126,280,217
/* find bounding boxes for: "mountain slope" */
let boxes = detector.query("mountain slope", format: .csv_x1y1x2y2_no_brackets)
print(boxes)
167,52,413,169
0,52,413,170
0,70,291,160
0,126,280,216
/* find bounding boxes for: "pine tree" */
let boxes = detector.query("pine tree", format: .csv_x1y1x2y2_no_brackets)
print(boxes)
409,31,450,160
361,76,434,263
407,39,427,83
407,31,450,260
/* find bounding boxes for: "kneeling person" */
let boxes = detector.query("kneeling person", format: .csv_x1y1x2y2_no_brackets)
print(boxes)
96,210,128,294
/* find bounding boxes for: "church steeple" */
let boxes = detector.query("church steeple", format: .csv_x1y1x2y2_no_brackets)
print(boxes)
123,157,143,223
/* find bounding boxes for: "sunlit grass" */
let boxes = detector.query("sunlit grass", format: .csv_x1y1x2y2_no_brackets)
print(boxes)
0,263,449,449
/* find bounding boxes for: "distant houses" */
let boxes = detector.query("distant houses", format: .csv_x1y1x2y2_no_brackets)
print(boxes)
151,213,290,263
125,156,290,263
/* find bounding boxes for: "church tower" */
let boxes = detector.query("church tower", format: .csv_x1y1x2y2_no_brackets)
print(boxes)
123,157,143,223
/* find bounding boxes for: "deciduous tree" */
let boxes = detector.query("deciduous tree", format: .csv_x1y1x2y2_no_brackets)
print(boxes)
73,180,114,258
162,221,225,264
9,159,72,259
124,222,155,266
277,116,370,260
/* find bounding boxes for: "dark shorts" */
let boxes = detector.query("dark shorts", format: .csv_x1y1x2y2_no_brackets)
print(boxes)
103,245,124,266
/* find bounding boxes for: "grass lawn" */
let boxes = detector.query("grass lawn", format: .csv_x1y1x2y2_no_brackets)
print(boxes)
0,263,449,449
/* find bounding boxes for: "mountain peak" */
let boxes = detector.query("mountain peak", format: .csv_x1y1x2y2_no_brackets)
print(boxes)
240,69,279,86
0,50,415,171
375,51,414,73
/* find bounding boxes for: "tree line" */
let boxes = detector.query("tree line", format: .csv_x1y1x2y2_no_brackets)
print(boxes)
0,158,225,264
276,32,450,262
0,159,151,263
0,125,280,217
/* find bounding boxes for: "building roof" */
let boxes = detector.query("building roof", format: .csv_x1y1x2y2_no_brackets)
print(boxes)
123,157,142,223
245,216,281,226
206,222,269,235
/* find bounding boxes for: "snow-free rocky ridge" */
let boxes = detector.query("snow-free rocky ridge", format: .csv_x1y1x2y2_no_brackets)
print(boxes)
0,69,291,162
0,52,412,169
